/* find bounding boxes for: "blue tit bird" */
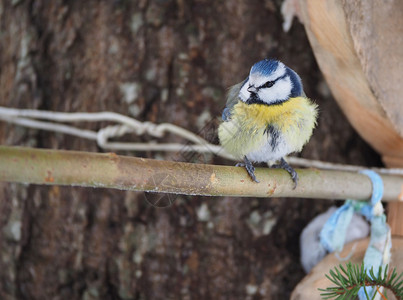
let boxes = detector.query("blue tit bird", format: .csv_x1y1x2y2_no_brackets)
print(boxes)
218,58,318,188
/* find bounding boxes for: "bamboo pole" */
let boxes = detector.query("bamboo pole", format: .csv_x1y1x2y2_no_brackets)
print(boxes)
0,146,402,201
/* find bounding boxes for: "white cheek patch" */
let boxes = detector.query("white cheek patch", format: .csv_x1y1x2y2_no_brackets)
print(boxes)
239,62,289,103
258,77,291,104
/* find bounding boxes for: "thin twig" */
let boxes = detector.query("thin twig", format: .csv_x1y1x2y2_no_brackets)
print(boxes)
0,146,402,201
376,286,387,300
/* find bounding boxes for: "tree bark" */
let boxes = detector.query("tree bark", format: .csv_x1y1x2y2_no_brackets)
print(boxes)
0,0,381,299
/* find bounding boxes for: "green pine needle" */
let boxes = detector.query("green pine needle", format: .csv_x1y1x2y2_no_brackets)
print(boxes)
319,262,403,299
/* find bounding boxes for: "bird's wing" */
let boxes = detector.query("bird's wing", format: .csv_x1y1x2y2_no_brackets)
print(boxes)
221,79,247,122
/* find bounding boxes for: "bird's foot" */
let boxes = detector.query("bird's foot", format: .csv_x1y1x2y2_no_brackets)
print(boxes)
272,158,298,189
236,157,259,183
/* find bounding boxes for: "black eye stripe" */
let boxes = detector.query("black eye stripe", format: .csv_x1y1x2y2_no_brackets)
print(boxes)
257,73,288,90
263,81,274,88
257,80,275,90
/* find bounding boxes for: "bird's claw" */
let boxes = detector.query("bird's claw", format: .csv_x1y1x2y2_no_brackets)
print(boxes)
272,158,298,189
236,157,298,187
236,157,259,183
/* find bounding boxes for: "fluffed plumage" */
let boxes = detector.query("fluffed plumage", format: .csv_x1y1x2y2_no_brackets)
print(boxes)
218,59,318,187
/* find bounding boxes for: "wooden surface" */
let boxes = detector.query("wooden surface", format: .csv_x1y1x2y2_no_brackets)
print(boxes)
299,0,403,236
291,237,403,300
299,0,403,163
343,1,403,138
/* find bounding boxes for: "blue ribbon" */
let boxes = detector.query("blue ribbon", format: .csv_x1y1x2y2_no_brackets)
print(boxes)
319,203,354,252
319,170,391,300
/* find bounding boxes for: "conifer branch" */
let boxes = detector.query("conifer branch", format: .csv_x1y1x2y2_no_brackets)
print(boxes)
320,262,403,299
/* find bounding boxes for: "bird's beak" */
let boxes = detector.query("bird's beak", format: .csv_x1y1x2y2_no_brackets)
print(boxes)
247,85,257,93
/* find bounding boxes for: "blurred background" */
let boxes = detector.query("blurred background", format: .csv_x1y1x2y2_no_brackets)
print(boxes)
0,1,382,299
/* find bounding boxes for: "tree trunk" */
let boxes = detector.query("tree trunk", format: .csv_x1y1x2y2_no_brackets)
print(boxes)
0,1,381,299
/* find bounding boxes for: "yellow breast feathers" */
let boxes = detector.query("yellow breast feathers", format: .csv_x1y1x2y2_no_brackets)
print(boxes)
218,97,318,159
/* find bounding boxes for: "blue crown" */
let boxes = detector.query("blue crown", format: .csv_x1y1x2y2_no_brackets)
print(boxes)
250,59,279,76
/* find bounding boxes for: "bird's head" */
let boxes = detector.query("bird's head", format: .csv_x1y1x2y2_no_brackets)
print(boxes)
239,59,303,105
